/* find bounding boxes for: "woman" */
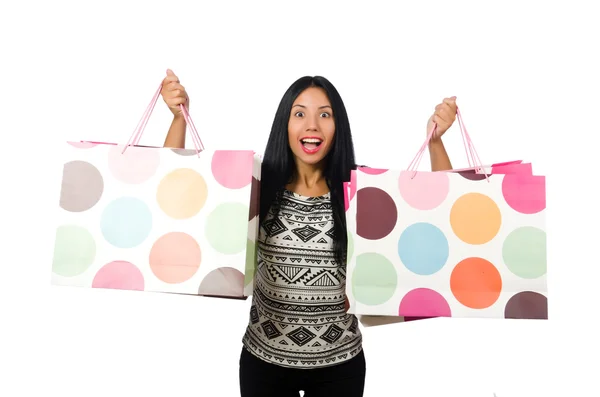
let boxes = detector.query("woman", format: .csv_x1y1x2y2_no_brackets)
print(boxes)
161,70,457,397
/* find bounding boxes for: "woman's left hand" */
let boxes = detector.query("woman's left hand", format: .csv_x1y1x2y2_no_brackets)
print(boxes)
427,96,458,142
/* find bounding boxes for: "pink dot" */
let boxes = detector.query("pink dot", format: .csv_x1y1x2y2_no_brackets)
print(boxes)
399,288,451,317
108,144,161,184
211,150,254,189
92,261,145,291
398,171,450,210
359,167,388,175
502,173,546,214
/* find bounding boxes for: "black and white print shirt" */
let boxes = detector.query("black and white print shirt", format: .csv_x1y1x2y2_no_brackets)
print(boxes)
242,190,363,369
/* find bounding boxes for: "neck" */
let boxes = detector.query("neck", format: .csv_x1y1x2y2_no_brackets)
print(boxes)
287,162,329,196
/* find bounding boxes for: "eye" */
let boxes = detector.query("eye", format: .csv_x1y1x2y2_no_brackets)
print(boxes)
320,112,331,118
295,111,305,117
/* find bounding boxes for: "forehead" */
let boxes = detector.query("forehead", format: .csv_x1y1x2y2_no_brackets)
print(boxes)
293,87,331,106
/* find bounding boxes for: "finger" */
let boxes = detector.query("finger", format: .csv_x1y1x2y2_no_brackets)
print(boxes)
163,81,185,93
433,114,451,134
434,104,448,121
161,87,187,101
166,97,187,108
434,113,451,129
168,89,188,101
443,96,457,109
166,69,180,81
437,103,456,120
162,74,180,85
435,101,454,112
437,101,454,113
434,111,453,129
162,87,187,103
434,103,444,116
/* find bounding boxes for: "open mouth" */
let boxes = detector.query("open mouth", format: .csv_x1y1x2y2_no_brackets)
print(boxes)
300,137,323,151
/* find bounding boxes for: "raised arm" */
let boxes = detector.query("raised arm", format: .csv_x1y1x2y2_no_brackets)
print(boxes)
428,139,452,171
426,96,457,171
161,69,190,149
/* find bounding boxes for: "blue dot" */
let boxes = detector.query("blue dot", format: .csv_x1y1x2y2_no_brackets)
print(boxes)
398,222,449,275
100,197,153,248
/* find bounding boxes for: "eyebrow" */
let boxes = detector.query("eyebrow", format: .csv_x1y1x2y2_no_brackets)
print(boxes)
292,104,332,109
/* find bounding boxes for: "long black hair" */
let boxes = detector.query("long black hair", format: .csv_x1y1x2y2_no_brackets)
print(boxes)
260,76,356,266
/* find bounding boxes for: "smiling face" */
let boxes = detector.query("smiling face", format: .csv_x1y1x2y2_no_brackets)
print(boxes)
288,86,335,168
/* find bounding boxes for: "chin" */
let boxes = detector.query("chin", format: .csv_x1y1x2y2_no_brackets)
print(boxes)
296,156,323,166
293,150,330,166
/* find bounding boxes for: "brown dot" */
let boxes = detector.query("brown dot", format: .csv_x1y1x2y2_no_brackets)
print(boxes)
356,187,397,240
456,170,491,181
403,316,437,322
504,291,548,319
59,161,104,212
249,177,261,220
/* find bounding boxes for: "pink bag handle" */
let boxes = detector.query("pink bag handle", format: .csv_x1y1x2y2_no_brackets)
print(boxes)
122,82,204,156
406,106,488,181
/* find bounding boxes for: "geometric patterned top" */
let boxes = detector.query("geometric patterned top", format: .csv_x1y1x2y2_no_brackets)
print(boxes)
242,189,363,368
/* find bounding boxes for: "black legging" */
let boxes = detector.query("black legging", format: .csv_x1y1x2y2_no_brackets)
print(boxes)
239,347,366,397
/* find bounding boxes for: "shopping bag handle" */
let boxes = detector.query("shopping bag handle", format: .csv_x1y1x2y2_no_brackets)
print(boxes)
406,106,487,179
122,81,204,156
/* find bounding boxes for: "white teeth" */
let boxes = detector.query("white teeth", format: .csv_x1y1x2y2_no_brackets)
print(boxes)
301,138,322,143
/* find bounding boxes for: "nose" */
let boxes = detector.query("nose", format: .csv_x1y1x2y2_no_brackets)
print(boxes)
305,113,319,131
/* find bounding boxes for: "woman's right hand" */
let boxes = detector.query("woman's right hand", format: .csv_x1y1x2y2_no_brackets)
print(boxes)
161,69,189,118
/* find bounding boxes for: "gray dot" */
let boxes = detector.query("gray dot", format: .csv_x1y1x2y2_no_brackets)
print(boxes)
59,161,104,212
198,267,244,297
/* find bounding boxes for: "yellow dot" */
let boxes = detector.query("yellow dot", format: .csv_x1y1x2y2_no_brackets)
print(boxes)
156,168,208,219
450,193,501,245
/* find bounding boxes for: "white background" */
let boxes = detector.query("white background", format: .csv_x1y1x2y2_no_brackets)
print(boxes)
2,1,599,396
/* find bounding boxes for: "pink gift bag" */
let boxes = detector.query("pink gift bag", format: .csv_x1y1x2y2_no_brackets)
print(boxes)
345,108,547,322
52,80,258,299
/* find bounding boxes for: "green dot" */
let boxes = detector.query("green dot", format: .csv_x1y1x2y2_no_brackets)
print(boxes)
244,239,256,287
205,202,249,255
52,225,96,277
351,253,397,305
502,226,547,278
346,232,354,263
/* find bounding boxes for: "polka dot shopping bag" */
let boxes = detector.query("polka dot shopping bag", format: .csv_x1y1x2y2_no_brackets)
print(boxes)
51,80,260,299
344,108,547,320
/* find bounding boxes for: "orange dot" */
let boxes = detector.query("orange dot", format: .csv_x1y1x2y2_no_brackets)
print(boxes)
149,232,201,284
156,168,208,219
450,193,501,245
450,257,502,309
